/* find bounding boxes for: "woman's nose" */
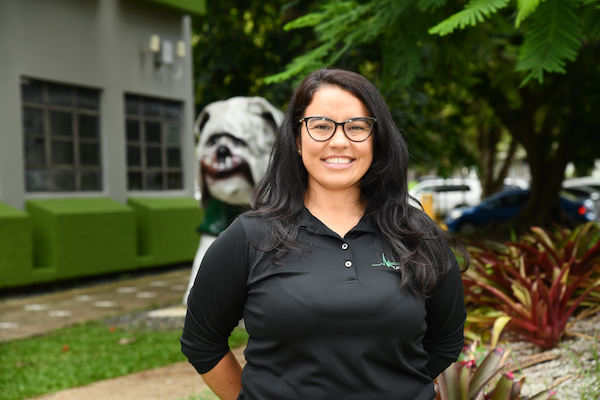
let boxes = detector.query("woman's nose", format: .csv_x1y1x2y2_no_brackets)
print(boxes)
328,125,349,146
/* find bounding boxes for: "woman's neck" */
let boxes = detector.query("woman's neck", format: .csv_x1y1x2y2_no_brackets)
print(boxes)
303,188,366,237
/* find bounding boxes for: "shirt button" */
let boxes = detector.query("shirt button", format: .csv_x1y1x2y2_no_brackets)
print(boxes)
345,260,352,268
341,243,349,250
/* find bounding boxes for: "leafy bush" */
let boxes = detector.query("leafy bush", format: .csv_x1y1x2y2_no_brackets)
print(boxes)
434,344,556,400
464,222,600,350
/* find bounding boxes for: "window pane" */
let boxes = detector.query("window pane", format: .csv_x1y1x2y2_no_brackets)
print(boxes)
80,143,100,166
127,145,141,167
164,101,181,119
166,148,181,167
48,83,73,107
128,172,143,190
167,172,182,189
126,119,140,141
145,121,161,142
26,170,48,191
79,114,99,138
80,171,102,191
25,138,46,165
146,171,163,190
164,123,180,146
143,98,161,117
125,95,140,115
23,108,44,135
51,140,74,165
77,88,99,110
51,170,76,191
21,79,44,103
146,147,162,167
49,111,73,137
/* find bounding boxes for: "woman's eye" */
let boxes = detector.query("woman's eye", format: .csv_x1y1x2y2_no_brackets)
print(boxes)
348,125,366,131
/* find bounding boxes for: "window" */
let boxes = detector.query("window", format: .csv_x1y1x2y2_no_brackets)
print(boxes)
124,95,183,190
21,78,102,192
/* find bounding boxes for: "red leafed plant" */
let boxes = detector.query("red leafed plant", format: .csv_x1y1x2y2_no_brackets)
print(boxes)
464,222,600,350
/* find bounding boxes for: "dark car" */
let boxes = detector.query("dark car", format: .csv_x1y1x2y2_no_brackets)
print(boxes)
444,189,597,234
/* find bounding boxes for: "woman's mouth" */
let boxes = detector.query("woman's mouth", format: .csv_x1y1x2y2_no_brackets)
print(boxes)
324,157,353,164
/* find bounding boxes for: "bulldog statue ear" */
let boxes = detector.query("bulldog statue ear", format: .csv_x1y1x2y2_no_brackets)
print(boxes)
193,110,210,145
246,97,284,131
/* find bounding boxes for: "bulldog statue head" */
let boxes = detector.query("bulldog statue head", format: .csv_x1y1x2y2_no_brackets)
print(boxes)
194,96,282,207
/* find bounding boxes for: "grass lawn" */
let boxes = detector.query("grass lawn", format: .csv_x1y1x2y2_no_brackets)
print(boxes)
0,318,248,400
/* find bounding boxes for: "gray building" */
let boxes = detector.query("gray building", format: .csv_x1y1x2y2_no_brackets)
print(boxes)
0,0,207,288
0,0,204,209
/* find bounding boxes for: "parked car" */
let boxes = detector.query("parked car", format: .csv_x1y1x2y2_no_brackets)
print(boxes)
409,177,528,217
563,176,600,192
562,178,600,220
445,189,597,233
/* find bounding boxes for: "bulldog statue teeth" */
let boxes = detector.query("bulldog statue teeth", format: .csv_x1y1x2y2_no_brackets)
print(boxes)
183,97,282,305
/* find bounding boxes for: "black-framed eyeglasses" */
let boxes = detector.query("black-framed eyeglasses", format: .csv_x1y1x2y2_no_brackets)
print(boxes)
299,116,377,142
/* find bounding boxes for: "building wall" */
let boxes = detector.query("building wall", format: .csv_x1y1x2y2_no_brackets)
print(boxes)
0,0,196,210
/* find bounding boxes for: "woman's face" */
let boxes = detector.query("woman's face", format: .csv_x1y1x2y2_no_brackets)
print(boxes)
297,86,374,197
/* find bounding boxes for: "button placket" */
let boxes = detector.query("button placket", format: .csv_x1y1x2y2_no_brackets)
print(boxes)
340,239,357,283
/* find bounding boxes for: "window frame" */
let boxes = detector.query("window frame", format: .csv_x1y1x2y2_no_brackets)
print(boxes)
21,78,102,193
124,94,184,191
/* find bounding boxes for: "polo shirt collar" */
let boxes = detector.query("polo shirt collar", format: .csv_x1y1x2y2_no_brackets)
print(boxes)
298,206,377,235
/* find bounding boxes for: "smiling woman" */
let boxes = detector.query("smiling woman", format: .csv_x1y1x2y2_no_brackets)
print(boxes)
181,68,470,400
296,86,374,233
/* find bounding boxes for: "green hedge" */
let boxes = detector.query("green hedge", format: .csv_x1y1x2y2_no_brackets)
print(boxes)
0,197,203,290
25,198,138,284
128,197,203,267
0,202,33,288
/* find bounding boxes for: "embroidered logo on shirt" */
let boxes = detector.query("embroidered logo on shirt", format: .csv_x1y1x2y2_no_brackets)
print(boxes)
371,254,401,270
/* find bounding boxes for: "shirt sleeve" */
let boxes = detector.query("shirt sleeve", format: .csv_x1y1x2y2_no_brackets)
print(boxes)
180,217,249,374
423,244,466,378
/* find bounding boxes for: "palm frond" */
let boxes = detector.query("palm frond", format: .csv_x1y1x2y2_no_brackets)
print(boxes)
581,2,600,39
515,0,582,86
417,0,448,12
515,0,542,27
428,0,510,36
381,24,423,90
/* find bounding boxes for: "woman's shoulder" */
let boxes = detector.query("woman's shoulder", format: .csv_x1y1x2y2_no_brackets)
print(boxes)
236,210,272,242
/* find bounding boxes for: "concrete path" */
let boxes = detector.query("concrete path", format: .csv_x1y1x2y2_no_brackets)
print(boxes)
0,268,191,342
0,266,243,400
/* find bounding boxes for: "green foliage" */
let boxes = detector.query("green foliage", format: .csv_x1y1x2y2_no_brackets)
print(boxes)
428,0,510,36
515,0,542,27
436,343,556,400
464,223,600,350
190,1,319,111
516,0,582,86
429,0,597,85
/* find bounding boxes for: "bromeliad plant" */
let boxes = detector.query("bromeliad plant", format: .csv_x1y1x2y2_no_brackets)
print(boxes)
434,343,556,400
464,222,600,350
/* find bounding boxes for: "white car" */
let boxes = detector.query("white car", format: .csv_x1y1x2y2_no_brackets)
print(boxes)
562,177,600,221
409,177,529,217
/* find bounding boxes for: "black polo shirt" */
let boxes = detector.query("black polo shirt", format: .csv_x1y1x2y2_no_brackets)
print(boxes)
181,208,466,400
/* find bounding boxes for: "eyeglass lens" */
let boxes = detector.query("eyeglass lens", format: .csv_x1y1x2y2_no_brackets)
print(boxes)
304,117,375,142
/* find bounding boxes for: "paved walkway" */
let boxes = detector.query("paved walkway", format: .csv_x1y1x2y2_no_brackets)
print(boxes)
0,266,242,400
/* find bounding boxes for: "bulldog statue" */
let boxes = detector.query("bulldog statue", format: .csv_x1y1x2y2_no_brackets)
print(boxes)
183,97,282,305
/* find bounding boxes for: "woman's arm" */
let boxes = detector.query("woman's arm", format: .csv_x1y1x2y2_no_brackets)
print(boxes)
181,218,249,381
423,245,467,378
201,350,243,400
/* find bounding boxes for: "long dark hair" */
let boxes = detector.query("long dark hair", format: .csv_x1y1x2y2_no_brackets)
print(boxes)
251,67,469,296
